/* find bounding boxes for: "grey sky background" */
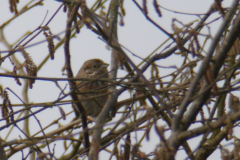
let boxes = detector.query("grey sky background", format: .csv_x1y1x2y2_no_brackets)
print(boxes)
0,0,235,159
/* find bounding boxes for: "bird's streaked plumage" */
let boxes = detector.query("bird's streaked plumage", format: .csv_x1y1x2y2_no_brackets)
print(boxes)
75,59,109,117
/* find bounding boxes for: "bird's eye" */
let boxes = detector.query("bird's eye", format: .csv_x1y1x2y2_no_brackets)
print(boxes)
93,65,97,69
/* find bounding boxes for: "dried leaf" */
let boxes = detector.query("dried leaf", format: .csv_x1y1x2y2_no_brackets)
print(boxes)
120,0,126,16
20,47,37,89
190,40,196,58
153,0,162,17
215,0,225,17
37,153,48,159
132,144,148,159
58,106,66,120
9,0,19,15
200,108,206,125
73,15,80,34
119,12,124,26
234,139,240,160
13,65,22,86
142,0,148,15
63,3,67,13
2,90,11,124
42,27,55,60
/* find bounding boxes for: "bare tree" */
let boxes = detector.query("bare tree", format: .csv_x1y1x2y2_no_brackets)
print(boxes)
1,0,240,160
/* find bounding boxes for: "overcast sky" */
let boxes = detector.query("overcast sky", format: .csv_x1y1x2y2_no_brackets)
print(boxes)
0,0,234,159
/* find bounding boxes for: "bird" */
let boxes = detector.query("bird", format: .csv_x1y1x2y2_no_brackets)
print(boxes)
75,59,109,117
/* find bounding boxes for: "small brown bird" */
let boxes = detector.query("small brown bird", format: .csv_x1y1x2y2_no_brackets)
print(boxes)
75,59,109,117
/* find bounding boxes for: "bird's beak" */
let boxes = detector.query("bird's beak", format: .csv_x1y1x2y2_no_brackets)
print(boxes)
101,63,109,68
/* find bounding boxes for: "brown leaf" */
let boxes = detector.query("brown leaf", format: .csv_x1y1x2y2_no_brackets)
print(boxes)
142,0,148,15
58,106,66,120
20,47,37,89
2,90,11,125
9,0,19,15
42,27,55,60
153,0,162,17
13,65,22,86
